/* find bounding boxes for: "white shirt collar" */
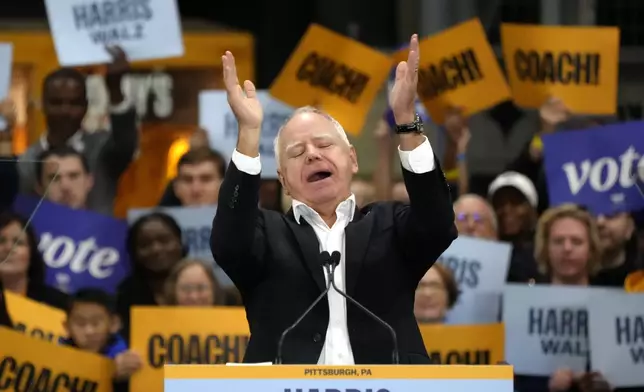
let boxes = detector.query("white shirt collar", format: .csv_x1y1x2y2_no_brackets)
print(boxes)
292,194,357,225
39,130,85,152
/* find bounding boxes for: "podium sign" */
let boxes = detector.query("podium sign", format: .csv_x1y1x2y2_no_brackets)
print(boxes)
165,365,514,392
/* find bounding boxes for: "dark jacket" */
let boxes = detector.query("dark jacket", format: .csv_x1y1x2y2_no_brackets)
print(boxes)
61,333,128,359
211,160,457,364
116,272,157,345
18,108,138,215
0,156,18,212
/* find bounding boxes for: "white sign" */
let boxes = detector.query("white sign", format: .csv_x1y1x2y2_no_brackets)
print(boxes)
127,205,233,288
199,90,294,179
588,290,644,388
45,0,184,66
437,236,511,324
0,43,12,131
84,72,173,131
503,284,602,376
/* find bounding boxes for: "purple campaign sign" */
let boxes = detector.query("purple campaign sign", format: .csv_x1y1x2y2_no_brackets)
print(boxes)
543,121,644,214
13,195,130,294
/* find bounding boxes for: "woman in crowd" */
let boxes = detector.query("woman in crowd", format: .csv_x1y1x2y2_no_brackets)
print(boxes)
0,211,69,309
414,263,459,324
116,212,184,342
164,259,222,306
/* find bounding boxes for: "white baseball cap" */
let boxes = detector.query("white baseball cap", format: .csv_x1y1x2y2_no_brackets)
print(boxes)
488,171,539,208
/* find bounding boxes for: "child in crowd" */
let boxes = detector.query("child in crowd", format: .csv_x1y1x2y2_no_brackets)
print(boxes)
62,288,142,381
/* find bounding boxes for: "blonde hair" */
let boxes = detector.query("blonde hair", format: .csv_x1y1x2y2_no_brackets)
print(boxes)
534,204,602,276
163,259,222,305
273,106,350,167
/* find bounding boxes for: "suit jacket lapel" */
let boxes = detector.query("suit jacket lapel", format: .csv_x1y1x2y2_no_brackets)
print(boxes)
345,207,374,296
285,209,326,292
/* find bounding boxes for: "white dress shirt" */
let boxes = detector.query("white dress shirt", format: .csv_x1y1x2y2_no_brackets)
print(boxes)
231,135,436,364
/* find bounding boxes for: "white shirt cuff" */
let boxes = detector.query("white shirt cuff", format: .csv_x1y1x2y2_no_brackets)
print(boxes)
398,136,435,173
110,99,133,114
232,149,262,175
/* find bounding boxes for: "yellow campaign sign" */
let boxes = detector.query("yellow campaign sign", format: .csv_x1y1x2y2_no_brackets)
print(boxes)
0,326,114,392
395,18,511,124
420,323,505,364
269,23,393,135
501,24,620,114
130,306,250,392
4,290,67,344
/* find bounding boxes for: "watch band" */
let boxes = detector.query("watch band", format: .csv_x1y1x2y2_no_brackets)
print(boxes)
394,113,423,134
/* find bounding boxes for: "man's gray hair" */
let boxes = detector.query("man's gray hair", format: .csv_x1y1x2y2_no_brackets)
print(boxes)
273,106,351,166
453,193,498,232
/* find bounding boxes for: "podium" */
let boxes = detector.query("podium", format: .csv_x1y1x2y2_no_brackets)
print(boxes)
164,364,514,391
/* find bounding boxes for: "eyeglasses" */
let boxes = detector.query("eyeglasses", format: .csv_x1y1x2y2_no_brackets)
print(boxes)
456,212,485,224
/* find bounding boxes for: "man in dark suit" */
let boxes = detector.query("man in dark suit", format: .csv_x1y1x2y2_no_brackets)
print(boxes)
211,34,457,365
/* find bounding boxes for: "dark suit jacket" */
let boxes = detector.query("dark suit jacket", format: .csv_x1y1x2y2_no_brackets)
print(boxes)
211,160,457,364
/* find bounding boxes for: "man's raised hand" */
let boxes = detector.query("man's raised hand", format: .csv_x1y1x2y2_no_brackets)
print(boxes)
222,51,263,134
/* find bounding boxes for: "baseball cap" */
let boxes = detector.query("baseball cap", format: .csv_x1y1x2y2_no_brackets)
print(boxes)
488,171,539,208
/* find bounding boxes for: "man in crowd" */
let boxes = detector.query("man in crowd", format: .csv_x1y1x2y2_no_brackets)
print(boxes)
212,35,456,364
453,194,497,239
593,212,642,287
171,148,226,207
19,46,138,215
36,146,93,210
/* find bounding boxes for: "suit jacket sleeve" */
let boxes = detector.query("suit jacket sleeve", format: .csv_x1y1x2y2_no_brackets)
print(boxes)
99,107,138,178
210,160,266,292
395,141,457,280
0,156,18,212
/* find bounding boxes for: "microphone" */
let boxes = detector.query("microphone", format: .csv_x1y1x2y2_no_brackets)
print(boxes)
326,251,400,364
275,251,334,364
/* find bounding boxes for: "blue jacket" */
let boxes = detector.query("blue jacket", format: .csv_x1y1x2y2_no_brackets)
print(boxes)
62,333,128,359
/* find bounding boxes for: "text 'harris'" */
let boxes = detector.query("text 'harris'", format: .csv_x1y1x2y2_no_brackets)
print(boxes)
296,52,370,104
514,50,601,85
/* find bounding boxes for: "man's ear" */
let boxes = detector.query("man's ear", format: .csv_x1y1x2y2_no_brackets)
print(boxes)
85,173,95,192
349,145,359,174
277,169,289,196
110,314,122,334
35,181,44,196
63,319,70,336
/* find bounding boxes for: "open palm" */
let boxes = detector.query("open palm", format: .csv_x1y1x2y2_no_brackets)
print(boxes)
222,51,263,131
389,34,420,123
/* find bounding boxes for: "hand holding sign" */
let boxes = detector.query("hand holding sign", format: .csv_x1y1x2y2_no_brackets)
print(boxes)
222,50,263,155
105,46,130,103
389,34,420,124
540,97,570,132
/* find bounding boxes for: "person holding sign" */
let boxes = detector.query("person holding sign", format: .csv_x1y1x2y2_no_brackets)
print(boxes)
211,34,457,364
18,46,138,216
62,289,142,382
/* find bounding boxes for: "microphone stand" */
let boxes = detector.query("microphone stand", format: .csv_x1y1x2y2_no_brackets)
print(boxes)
275,258,333,364
325,261,400,365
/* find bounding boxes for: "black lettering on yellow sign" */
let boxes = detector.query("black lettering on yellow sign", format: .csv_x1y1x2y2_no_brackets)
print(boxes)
147,334,249,367
296,51,370,104
514,50,601,85
14,323,65,344
428,349,490,364
418,49,484,100
0,356,99,392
